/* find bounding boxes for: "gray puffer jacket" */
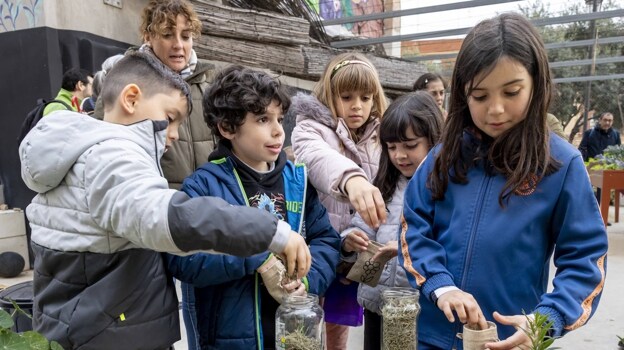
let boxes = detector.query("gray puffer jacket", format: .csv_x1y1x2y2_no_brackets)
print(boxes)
290,92,380,232
342,177,410,314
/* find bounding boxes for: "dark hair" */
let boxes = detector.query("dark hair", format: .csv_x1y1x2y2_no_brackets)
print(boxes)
61,68,92,92
100,51,192,114
413,73,447,91
430,12,560,207
203,65,291,139
374,91,443,202
598,112,613,120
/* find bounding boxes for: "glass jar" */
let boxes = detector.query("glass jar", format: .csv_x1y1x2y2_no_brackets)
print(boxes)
381,287,421,350
276,294,324,350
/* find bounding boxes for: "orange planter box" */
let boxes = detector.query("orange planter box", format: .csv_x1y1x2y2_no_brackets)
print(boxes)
588,169,624,226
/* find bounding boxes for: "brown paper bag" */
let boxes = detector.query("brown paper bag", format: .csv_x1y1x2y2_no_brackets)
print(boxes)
457,321,499,350
346,241,390,287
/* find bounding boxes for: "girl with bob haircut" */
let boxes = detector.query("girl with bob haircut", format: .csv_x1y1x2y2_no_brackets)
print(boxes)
399,12,608,350
290,52,388,349
341,91,443,350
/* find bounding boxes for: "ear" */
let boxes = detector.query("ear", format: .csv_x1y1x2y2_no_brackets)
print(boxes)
118,84,142,115
217,122,236,141
143,32,152,46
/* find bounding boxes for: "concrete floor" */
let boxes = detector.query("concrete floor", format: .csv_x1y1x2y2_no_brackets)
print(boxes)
2,209,623,350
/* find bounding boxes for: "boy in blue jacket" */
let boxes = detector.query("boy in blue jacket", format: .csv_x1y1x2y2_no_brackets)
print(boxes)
167,65,341,350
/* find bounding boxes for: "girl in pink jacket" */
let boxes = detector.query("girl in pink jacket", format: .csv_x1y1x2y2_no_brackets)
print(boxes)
290,52,388,350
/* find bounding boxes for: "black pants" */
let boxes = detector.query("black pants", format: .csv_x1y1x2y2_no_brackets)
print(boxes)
364,309,382,350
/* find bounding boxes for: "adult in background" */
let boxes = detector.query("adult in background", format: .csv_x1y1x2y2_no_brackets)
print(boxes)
579,112,621,161
43,68,93,116
93,0,215,189
413,72,448,119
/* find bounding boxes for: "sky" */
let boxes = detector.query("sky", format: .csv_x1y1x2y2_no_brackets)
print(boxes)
400,0,580,36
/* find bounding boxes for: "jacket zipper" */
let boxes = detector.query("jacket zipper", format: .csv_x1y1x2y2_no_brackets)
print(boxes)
233,169,262,348
451,173,491,349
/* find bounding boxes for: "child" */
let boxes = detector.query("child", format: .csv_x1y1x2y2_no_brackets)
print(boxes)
342,91,443,350
413,72,448,119
166,65,341,350
19,52,310,350
290,52,388,349
399,13,608,350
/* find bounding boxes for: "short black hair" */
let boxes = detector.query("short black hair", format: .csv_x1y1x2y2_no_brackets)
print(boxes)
412,72,447,91
100,51,192,114
61,68,92,92
203,65,291,139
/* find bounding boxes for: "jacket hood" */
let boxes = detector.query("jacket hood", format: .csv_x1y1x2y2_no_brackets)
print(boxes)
289,92,336,129
20,111,168,193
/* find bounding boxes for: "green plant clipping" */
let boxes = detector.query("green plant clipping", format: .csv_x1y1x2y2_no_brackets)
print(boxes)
519,311,560,350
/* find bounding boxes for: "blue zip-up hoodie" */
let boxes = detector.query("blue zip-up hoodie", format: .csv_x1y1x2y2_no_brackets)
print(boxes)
399,130,608,349
166,146,340,350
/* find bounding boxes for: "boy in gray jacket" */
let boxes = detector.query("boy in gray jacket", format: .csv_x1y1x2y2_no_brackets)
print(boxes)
19,51,310,350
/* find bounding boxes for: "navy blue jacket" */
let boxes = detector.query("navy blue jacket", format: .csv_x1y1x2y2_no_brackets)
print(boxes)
578,125,621,161
166,154,340,350
399,131,608,349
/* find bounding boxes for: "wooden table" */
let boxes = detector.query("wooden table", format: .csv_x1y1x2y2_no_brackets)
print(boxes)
589,169,624,225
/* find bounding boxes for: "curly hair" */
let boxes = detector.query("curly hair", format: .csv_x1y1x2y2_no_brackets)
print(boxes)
140,0,201,40
203,65,291,139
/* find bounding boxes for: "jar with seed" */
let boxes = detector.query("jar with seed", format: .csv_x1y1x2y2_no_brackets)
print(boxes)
276,294,324,350
381,287,420,350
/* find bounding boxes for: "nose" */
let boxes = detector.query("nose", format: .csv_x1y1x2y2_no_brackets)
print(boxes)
352,97,362,110
272,120,284,138
488,96,504,116
173,35,183,49
167,125,180,142
394,148,407,160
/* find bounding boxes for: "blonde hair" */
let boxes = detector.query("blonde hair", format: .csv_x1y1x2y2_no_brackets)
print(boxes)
314,52,387,123
140,0,202,40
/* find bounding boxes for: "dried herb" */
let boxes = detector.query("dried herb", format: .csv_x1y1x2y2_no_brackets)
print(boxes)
381,296,419,350
283,327,322,350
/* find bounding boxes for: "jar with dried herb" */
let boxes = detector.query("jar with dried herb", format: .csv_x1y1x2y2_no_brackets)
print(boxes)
276,294,324,350
381,287,420,350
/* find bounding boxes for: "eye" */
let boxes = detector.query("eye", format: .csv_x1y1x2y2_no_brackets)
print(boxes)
162,32,173,38
341,95,351,101
387,144,396,150
167,115,174,123
505,90,520,97
258,116,268,123
278,117,284,124
362,96,372,102
471,94,487,102
406,143,419,149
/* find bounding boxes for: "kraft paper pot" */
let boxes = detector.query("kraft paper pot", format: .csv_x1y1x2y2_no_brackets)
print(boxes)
346,241,389,287
457,321,499,350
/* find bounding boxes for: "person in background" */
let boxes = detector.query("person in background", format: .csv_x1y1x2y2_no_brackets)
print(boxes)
579,111,621,161
81,54,124,115
413,72,448,119
93,0,215,189
290,52,388,350
20,51,310,350
341,91,443,350
43,67,93,116
547,113,566,139
400,13,607,350
166,65,340,350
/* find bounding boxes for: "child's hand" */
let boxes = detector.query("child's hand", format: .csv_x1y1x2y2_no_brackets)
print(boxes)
484,312,531,350
343,230,370,253
344,176,387,229
280,231,311,279
282,279,307,296
437,290,488,330
372,240,398,260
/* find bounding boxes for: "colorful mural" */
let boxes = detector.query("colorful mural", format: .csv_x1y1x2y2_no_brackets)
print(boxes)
0,0,42,32
308,0,383,38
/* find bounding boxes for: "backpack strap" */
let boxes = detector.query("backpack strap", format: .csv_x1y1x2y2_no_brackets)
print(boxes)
46,99,73,111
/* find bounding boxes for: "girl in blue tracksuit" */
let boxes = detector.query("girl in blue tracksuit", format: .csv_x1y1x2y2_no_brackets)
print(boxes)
399,13,608,350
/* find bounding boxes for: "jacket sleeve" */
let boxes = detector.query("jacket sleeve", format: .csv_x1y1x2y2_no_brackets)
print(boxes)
291,119,367,199
302,184,341,296
534,154,607,337
85,140,290,256
164,173,271,287
398,153,456,302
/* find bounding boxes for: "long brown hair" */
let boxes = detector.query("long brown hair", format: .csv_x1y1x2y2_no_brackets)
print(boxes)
429,12,560,206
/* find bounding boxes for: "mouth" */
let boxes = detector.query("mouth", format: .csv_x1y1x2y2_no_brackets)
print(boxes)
266,144,282,154
169,55,185,62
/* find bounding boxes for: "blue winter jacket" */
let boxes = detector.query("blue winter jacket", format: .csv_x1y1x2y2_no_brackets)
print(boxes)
399,130,608,350
166,155,340,350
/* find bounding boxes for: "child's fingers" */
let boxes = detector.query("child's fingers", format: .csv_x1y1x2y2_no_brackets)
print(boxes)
485,329,530,350
372,189,387,224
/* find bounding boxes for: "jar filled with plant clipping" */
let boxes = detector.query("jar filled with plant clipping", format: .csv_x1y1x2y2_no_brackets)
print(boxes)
381,287,421,350
276,294,324,350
